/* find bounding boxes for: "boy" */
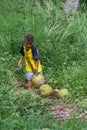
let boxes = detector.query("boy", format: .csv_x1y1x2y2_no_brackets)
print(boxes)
18,34,43,89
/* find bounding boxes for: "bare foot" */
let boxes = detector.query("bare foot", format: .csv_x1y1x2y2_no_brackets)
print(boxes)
27,87,32,90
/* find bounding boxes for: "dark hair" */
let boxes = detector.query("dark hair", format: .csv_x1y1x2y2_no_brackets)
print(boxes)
24,34,34,43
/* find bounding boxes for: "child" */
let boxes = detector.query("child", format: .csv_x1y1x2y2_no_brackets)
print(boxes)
18,34,43,89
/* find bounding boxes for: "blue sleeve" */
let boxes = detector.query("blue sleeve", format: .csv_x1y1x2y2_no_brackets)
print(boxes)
19,43,24,56
31,45,39,60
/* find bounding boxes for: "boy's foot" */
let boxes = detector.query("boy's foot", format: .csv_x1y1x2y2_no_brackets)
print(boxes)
27,87,32,90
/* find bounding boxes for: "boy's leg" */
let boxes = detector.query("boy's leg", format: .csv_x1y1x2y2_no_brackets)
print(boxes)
26,72,34,89
27,80,32,89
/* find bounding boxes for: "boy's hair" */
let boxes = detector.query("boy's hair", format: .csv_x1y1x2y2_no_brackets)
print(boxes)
24,34,34,43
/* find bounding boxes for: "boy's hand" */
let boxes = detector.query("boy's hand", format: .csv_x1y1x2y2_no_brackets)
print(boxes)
18,56,23,67
18,60,22,67
34,67,38,74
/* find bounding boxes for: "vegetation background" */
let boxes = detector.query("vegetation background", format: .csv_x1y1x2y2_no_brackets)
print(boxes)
0,0,87,129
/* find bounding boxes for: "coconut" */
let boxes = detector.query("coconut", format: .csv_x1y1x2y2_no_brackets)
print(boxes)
51,89,59,97
32,74,45,88
58,88,68,98
39,84,53,97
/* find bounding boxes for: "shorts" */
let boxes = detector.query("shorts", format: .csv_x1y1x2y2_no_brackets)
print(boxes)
26,72,43,80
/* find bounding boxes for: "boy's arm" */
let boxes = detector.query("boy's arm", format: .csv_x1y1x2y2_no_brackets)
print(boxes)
31,45,40,73
35,59,39,73
18,43,24,67
18,55,24,67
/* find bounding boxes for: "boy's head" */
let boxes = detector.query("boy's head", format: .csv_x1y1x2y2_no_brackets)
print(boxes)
24,34,34,49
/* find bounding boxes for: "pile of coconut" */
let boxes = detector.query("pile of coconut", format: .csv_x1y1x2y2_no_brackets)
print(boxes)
32,74,69,98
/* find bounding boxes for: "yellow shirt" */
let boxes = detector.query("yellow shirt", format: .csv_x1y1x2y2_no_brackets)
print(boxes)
24,46,42,72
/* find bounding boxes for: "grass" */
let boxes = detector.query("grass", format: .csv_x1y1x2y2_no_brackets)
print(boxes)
0,0,87,129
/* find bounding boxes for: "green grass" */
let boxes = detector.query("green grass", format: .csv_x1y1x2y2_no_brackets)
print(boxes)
0,0,87,129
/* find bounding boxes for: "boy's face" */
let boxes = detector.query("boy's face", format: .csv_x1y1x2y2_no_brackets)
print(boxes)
25,40,33,50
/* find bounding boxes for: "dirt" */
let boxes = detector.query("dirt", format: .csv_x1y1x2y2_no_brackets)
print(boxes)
50,100,87,120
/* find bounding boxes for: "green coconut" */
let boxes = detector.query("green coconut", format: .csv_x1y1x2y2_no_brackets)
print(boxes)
32,74,45,88
58,88,68,98
39,84,53,97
